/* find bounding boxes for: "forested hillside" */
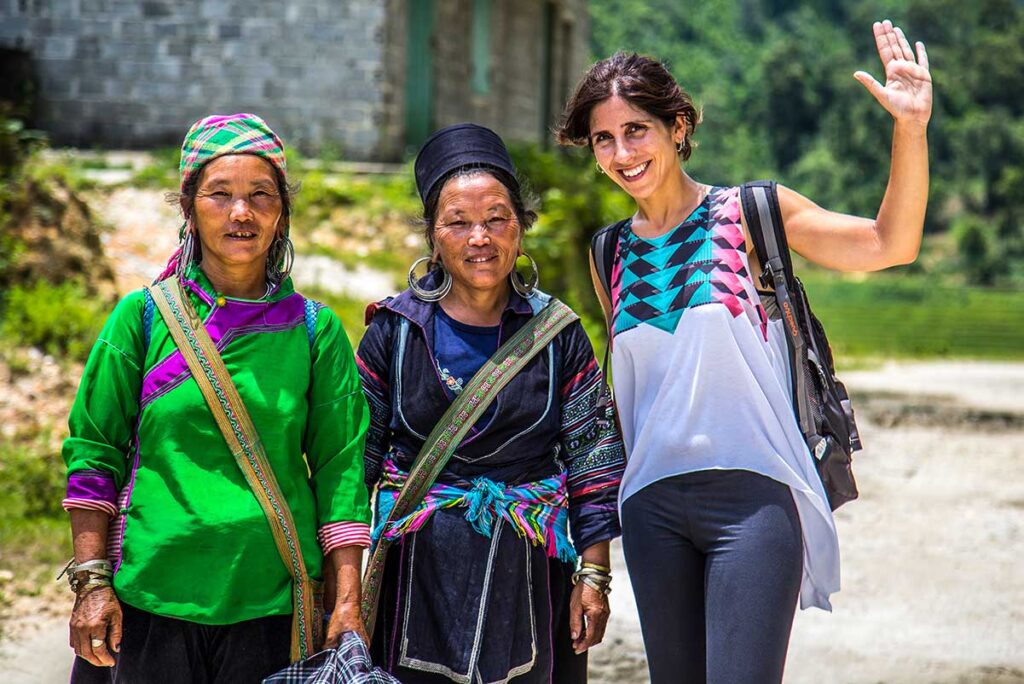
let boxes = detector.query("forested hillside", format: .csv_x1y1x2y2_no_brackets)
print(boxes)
589,0,1024,286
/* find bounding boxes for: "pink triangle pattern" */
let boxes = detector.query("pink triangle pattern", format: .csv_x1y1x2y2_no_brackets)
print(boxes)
713,186,742,222
713,290,747,318
708,188,768,340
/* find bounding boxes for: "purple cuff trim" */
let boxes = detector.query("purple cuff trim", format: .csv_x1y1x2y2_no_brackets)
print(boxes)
66,470,118,505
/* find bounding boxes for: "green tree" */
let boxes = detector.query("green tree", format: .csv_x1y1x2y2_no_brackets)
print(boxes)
588,0,1024,286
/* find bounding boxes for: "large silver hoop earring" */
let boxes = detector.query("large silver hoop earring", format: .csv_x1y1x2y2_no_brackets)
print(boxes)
266,235,295,285
408,256,452,302
595,162,605,175
509,253,539,298
176,228,197,280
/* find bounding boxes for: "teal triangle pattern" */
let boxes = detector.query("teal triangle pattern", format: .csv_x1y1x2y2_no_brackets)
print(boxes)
645,286,684,312
687,280,714,307
611,186,767,339
645,263,685,292
646,309,685,333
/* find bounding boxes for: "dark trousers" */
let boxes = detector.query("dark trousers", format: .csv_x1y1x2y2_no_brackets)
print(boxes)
70,602,291,684
621,470,803,684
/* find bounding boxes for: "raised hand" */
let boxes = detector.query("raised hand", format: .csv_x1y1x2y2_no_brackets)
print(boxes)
854,20,932,125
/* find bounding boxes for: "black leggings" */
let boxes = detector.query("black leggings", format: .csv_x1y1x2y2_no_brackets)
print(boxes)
621,469,803,684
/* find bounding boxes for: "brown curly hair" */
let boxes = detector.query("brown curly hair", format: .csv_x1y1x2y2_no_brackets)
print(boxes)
555,52,702,161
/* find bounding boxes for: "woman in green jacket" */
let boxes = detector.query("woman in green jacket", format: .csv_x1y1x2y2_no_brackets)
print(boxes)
62,113,371,682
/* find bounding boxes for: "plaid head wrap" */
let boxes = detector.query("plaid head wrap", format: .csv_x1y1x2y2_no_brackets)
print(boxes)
179,113,287,193
157,113,288,282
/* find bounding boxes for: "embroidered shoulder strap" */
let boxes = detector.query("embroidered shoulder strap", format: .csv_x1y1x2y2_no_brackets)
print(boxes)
361,297,579,636
148,278,320,662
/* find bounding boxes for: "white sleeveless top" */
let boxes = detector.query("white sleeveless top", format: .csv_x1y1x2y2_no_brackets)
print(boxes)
611,185,839,610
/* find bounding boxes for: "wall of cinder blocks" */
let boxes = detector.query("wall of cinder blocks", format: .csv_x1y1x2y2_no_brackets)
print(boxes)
0,0,588,160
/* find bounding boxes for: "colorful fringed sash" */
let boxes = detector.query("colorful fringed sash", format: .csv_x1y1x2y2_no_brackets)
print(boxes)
360,297,578,637
149,278,322,662
373,459,577,564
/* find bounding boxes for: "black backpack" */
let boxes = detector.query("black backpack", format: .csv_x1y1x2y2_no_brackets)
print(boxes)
590,181,861,510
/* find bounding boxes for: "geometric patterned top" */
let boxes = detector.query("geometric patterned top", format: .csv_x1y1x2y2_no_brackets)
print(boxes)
607,184,840,610
611,185,767,340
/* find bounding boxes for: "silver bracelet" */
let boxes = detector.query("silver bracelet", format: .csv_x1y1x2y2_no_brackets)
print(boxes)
580,575,612,595
59,558,114,593
571,566,612,594
74,560,112,576
76,577,113,593
59,558,113,578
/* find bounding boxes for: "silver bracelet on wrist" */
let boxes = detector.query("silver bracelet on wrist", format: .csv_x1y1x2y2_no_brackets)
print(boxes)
59,557,114,594
580,575,613,595
571,566,612,595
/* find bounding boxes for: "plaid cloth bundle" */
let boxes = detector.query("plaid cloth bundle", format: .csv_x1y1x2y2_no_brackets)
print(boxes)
262,631,400,684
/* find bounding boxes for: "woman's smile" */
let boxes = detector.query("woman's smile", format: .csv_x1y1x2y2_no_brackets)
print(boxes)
224,229,258,240
618,160,651,182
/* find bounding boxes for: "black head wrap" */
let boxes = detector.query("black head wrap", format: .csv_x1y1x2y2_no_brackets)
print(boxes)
414,123,518,204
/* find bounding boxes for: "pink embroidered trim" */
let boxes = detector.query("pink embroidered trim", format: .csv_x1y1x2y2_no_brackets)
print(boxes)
62,498,119,518
318,521,371,553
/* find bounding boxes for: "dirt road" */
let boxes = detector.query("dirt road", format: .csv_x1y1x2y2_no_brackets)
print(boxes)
3,361,1021,683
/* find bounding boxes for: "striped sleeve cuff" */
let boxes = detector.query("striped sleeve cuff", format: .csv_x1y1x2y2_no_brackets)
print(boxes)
64,470,118,518
62,498,119,517
318,521,371,553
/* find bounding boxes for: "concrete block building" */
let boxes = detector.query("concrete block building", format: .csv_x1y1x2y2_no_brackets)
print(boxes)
0,0,589,160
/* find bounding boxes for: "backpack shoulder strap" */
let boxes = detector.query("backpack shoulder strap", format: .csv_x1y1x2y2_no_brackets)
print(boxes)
590,219,628,300
142,288,155,353
740,180,793,290
302,297,325,349
739,181,814,437
591,219,628,386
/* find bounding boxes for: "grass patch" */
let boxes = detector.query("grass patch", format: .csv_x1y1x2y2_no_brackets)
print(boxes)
24,152,98,193
299,242,410,277
0,517,69,579
292,167,419,224
0,434,66,520
801,272,1024,360
0,436,70,604
0,279,107,362
303,286,372,347
128,147,180,189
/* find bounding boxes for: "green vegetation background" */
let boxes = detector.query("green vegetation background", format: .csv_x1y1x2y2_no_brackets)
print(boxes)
2,0,1024,603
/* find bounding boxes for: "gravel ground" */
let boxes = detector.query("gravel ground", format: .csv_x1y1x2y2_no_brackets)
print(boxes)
2,360,1020,683
588,360,1024,684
